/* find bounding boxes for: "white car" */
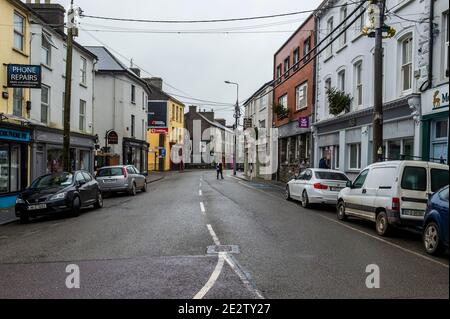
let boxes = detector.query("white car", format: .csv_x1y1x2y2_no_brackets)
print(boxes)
337,161,449,236
285,169,350,208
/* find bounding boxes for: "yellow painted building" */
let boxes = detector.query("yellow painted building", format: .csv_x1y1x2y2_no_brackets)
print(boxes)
0,0,34,211
148,97,185,171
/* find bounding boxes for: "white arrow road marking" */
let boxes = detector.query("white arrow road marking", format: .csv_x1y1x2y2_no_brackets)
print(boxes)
193,252,226,299
200,202,206,215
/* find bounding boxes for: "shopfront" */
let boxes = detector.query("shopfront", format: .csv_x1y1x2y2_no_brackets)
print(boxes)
421,84,449,164
122,137,149,174
0,125,30,210
30,126,96,181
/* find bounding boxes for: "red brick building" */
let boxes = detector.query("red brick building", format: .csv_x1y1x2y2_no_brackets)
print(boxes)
273,14,316,181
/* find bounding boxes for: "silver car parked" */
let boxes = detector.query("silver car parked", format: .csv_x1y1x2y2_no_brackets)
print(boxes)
285,169,349,208
95,165,147,196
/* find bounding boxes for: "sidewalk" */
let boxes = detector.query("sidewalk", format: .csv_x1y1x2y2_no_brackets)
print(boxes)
233,171,286,189
0,207,16,226
145,171,166,184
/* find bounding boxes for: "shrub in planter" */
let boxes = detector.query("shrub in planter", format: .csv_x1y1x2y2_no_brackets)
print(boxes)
326,87,352,116
273,103,289,119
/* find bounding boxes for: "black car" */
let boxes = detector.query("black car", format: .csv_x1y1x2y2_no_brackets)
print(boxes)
15,171,103,223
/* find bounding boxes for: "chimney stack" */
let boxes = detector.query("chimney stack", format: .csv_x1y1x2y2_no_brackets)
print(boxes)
146,77,163,90
27,1,66,34
130,68,141,77
189,105,197,113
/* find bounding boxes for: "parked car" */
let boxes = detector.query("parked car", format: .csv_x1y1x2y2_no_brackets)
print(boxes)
95,165,147,195
337,161,449,236
15,171,103,224
423,185,449,255
285,169,350,208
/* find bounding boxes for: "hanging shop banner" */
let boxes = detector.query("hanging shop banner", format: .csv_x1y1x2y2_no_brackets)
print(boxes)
148,101,168,129
6,64,42,88
107,130,119,145
298,117,310,129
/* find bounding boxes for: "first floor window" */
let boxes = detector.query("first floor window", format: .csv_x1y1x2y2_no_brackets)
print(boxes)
79,100,86,131
324,78,331,115
13,88,23,117
401,36,413,92
354,61,363,108
348,143,361,170
279,94,288,108
131,114,135,137
13,12,25,51
80,57,87,85
296,82,308,110
41,85,50,124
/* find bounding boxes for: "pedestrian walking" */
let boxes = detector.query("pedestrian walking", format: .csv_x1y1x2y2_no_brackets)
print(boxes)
216,162,224,180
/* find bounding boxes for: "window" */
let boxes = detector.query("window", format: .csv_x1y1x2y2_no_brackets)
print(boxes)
338,69,346,92
276,64,282,83
401,166,426,191
439,187,449,201
75,173,86,183
353,169,369,189
13,12,25,51
296,82,308,110
326,18,334,58
41,85,50,124
131,115,135,137
142,119,145,139
172,104,175,121
434,119,448,139
260,95,268,110
13,88,23,117
315,171,348,181
348,143,361,170
80,57,87,85
340,6,348,47
41,32,52,66
293,47,300,69
303,37,311,63
279,94,287,108
354,61,363,108
0,144,22,193
259,120,266,128
431,169,449,192
324,78,331,115
333,145,340,169
131,84,136,103
284,57,290,79
355,8,365,37
79,100,86,131
384,138,414,160
443,11,449,78
401,36,413,91
82,172,92,182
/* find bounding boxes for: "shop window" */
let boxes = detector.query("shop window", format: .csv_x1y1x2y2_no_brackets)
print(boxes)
0,143,23,194
388,140,401,160
47,147,63,174
434,119,448,139
348,143,361,170
79,150,90,171
280,139,287,163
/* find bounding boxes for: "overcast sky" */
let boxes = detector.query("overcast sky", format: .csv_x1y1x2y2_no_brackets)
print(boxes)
55,0,322,124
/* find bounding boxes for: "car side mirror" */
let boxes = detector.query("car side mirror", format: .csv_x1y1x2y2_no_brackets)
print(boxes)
77,180,86,187
346,180,353,188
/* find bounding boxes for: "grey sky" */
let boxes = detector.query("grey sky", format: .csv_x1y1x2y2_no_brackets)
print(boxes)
56,0,322,124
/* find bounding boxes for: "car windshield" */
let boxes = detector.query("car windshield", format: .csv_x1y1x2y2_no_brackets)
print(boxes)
30,173,73,189
97,167,124,177
315,171,349,181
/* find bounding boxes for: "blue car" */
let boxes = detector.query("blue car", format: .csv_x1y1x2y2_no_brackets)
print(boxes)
423,186,449,255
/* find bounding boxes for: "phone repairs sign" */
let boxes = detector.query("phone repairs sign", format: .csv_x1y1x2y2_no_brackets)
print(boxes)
7,64,42,88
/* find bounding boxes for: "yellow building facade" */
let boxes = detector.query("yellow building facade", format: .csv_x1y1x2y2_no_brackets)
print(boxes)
148,98,185,171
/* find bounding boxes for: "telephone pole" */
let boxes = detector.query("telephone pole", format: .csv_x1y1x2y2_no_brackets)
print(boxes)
225,81,240,176
63,1,77,171
372,0,386,163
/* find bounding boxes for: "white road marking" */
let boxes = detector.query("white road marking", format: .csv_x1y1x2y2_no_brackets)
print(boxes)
200,202,206,214
199,190,203,196
193,252,226,299
207,224,221,246
319,215,449,269
224,254,265,299
22,230,40,237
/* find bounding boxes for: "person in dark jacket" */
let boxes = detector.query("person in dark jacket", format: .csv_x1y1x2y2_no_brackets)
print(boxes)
217,162,224,179
319,157,329,169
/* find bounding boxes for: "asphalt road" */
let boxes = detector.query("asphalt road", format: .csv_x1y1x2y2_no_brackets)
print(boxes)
0,170,448,299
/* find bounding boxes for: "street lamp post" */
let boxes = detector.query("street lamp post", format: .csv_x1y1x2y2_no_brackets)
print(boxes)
225,81,240,176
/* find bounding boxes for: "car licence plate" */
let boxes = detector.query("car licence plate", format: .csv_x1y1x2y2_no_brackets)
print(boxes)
329,187,343,192
104,179,116,183
27,204,47,211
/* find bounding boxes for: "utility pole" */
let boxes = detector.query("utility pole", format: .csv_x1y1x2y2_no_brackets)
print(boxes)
225,81,240,176
372,0,386,163
63,1,77,171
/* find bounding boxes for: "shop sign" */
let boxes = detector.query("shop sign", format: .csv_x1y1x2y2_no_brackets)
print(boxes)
150,128,169,134
243,118,253,129
107,130,119,145
148,101,168,129
0,128,30,142
158,147,166,158
298,117,309,128
7,64,41,88
432,88,449,109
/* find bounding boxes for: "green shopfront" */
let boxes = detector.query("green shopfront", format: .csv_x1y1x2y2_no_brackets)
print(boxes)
421,84,449,164
0,125,30,216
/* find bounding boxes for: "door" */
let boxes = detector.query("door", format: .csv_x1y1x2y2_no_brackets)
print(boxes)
75,172,89,205
132,166,145,188
126,166,137,187
301,169,313,195
291,171,305,198
399,165,428,222
82,172,97,203
345,169,370,219
35,151,45,179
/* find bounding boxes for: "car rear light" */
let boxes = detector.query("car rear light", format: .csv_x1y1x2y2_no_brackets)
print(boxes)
392,197,400,212
313,183,328,190
122,167,127,178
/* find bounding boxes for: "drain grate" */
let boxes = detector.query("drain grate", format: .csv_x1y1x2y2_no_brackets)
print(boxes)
207,245,240,255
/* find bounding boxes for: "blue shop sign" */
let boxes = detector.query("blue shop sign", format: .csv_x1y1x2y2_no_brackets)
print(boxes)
0,128,31,142
7,64,42,88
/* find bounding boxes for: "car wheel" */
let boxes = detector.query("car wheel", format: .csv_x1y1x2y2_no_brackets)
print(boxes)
423,222,442,255
129,183,137,196
301,191,310,208
71,196,81,217
142,182,147,193
285,186,291,200
94,191,103,209
337,201,347,221
20,214,29,224
376,211,390,236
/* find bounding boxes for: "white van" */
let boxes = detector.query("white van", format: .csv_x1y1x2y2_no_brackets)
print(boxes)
337,161,449,236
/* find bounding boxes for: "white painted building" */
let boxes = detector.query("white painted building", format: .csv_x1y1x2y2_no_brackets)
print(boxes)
26,2,97,179
243,81,274,180
86,46,150,173
313,0,435,178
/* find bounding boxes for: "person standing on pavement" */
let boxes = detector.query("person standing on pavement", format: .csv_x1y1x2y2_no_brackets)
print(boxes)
319,156,329,169
217,162,224,180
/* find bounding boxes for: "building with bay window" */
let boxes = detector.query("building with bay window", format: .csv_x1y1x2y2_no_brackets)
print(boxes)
313,0,432,179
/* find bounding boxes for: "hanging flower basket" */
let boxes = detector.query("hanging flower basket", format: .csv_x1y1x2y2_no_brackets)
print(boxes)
326,87,352,116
